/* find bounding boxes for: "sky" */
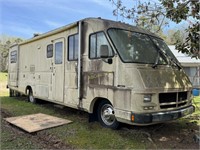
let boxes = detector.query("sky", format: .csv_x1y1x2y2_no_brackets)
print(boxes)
0,0,187,39
0,0,119,39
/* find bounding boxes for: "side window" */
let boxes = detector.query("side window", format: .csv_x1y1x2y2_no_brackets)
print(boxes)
55,42,63,64
10,51,17,63
89,32,113,59
47,44,53,58
68,34,78,61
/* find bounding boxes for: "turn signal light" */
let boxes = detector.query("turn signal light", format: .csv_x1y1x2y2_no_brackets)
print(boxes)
131,114,134,122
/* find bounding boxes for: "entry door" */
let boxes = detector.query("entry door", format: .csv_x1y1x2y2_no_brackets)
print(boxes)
52,39,65,102
9,45,19,87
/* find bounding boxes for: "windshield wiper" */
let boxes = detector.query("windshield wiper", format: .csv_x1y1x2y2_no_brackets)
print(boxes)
152,52,160,68
149,38,167,69
157,48,182,70
167,54,182,70
149,37,182,70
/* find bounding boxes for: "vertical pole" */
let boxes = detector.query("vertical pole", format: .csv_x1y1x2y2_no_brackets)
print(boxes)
17,45,20,87
78,21,82,107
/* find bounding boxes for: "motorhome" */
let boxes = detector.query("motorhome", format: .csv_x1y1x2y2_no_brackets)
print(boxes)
8,18,195,129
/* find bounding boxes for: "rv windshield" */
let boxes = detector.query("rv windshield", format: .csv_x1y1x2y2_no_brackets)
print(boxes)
151,37,180,64
108,28,167,64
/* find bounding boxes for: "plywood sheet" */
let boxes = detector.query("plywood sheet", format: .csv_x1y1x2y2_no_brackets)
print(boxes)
4,113,72,133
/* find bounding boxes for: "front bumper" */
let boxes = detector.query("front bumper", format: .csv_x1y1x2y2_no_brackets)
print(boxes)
131,105,195,124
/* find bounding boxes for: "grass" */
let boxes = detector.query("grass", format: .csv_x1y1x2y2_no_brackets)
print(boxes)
191,96,200,125
1,72,200,149
0,72,8,82
0,72,9,97
1,128,41,150
1,96,146,149
193,96,200,114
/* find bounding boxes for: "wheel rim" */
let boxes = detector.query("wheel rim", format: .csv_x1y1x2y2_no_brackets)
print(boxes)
29,93,34,103
100,104,116,126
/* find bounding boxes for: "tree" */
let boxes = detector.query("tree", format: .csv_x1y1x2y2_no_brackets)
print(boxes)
0,35,23,72
165,29,185,45
110,0,168,32
110,0,199,59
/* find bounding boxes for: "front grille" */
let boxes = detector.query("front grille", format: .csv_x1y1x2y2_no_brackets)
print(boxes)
159,93,176,103
178,92,187,101
159,92,188,109
160,104,176,109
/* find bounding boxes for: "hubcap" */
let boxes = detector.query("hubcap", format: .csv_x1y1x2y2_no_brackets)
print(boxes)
101,104,116,126
29,93,34,103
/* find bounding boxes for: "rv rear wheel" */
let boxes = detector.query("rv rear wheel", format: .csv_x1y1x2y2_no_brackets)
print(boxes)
97,101,119,129
28,89,36,103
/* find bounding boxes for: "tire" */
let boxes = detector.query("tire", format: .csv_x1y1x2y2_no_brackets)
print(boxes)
9,90,20,97
15,92,21,97
9,89,14,97
97,100,120,129
28,89,36,103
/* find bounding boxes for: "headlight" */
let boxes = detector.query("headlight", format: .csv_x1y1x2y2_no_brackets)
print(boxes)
144,94,152,103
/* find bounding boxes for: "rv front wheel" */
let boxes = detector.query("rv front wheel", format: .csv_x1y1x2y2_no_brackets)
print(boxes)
28,89,36,103
97,101,119,129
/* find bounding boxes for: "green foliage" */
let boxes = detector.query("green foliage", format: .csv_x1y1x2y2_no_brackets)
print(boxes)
0,35,23,72
110,0,199,59
176,23,199,58
110,0,168,32
161,0,199,23
161,0,199,58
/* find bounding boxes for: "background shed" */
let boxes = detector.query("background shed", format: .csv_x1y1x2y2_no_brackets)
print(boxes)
169,45,200,90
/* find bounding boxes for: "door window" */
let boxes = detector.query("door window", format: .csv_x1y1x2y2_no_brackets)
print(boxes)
55,42,63,64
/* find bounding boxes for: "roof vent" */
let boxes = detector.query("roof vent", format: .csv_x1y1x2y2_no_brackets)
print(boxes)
33,33,40,37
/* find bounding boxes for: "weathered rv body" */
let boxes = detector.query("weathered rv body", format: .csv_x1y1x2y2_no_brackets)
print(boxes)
8,18,195,129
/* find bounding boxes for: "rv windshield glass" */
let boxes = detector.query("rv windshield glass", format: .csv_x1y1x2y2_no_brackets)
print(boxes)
108,28,167,64
151,37,179,64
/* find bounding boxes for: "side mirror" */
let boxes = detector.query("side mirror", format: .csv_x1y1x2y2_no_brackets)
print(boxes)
100,45,109,58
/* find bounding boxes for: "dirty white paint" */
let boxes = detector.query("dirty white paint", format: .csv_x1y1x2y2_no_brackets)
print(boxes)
7,18,194,126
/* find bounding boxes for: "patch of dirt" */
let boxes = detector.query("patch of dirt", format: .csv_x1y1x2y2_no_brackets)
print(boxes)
149,122,199,149
123,121,200,149
1,108,73,149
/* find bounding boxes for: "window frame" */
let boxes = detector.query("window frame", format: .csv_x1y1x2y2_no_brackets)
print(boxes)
89,31,114,60
10,50,17,63
107,28,167,64
47,44,53,58
68,33,79,61
55,41,63,64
